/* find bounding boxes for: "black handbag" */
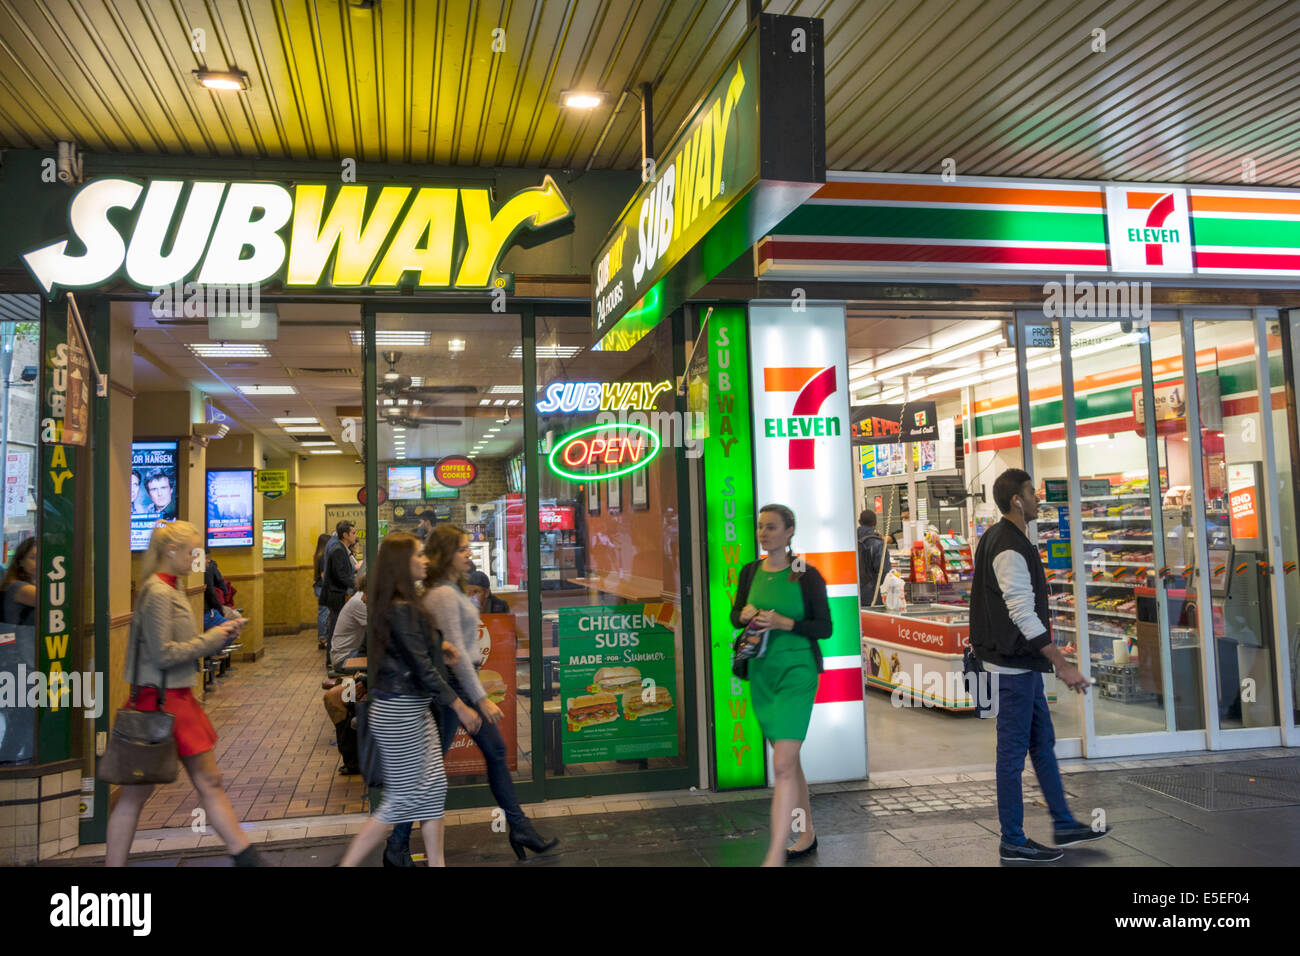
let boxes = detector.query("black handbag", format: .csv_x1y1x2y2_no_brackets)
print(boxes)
96,613,179,785
731,627,763,680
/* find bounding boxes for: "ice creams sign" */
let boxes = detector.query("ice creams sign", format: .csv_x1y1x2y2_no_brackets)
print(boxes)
22,176,573,297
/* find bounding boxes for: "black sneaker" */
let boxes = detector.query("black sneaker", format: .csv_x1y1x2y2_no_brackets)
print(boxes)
999,838,1063,862
1054,823,1111,847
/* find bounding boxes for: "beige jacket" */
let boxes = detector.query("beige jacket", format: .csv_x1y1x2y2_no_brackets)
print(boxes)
123,575,228,690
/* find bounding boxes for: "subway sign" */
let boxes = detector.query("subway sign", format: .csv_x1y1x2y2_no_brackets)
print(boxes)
22,176,573,297
591,14,825,351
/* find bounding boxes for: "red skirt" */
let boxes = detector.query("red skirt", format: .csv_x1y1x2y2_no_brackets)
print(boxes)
129,687,218,757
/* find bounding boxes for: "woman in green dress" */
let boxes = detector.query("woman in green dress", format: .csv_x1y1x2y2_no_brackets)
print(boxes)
731,503,832,866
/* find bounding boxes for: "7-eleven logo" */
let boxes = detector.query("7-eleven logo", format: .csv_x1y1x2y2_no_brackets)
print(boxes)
1105,186,1192,273
762,366,839,470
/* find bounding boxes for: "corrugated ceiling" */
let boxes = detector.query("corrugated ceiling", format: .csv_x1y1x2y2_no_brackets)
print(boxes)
0,0,1297,185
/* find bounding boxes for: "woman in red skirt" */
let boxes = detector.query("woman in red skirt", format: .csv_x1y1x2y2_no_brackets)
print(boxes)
106,521,257,866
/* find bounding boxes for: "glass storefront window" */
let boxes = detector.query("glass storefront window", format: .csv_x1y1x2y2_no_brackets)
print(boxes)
0,295,40,766
534,315,687,777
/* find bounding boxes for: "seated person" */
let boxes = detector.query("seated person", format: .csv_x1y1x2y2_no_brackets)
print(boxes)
466,569,509,614
329,572,368,673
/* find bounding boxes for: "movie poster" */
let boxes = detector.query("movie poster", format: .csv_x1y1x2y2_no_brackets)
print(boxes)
130,442,179,551
206,470,254,547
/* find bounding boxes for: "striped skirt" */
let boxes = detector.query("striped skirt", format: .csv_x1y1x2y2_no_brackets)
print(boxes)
368,694,447,824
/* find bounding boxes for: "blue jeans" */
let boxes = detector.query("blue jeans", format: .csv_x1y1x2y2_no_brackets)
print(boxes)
386,702,525,857
994,671,1078,845
315,585,328,640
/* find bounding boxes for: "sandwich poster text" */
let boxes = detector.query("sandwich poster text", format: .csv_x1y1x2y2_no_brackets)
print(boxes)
558,604,679,765
444,613,518,775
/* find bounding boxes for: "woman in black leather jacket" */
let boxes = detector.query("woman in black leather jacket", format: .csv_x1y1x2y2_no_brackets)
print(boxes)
339,533,481,867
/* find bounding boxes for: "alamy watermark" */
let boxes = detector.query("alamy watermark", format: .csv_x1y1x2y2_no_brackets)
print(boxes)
890,665,998,717
0,665,104,719
1042,274,1152,325
150,281,261,323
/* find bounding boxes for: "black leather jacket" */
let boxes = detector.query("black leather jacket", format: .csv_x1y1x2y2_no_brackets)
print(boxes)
371,603,460,706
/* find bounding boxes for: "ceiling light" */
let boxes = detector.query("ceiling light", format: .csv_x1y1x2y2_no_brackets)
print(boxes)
448,338,466,353
299,441,335,447
238,385,297,395
283,425,327,433
194,69,250,91
561,90,605,109
188,343,270,359
507,399,520,406
350,330,431,346
479,399,491,405
511,345,582,359
489,384,523,394
309,449,343,455
865,333,1007,386
274,417,318,425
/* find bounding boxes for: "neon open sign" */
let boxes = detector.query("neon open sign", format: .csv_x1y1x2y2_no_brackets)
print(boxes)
547,423,661,481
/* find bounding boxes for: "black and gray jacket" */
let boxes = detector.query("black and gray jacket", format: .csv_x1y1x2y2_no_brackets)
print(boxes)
968,518,1052,673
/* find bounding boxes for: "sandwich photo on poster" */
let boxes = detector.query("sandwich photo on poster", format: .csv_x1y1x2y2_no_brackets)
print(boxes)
557,603,679,765
206,469,254,548
130,441,179,550
443,613,518,775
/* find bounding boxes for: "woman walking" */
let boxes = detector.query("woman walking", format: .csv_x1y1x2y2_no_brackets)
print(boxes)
340,532,482,867
106,521,254,866
731,504,832,867
313,533,331,649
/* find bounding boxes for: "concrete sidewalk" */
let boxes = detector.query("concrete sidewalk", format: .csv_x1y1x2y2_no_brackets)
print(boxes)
42,749,1300,867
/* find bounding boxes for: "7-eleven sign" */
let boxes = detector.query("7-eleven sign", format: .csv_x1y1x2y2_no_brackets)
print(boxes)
1105,185,1193,274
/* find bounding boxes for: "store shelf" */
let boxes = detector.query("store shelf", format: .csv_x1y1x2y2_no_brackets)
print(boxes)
1049,603,1137,620
1052,624,1134,639
1080,494,1149,501
1083,580,1145,588
1082,538,1153,546
1079,515,1152,522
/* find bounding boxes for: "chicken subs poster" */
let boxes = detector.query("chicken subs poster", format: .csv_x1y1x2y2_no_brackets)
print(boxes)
558,604,679,764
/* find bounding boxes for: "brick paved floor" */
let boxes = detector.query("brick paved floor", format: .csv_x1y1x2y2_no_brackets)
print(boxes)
136,631,370,829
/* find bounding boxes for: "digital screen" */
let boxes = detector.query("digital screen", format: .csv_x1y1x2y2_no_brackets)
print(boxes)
423,466,459,499
387,465,423,499
262,518,286,560
206,469,254,548
131,441,179,551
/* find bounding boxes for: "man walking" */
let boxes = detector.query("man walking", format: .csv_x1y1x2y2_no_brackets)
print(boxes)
969,468,1110,862
856,508,890,607
321,521,358,670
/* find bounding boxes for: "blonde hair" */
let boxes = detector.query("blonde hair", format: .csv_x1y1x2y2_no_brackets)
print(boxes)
140,520,201,582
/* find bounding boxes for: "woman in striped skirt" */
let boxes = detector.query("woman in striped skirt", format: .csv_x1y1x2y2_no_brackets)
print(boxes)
340,533,481,867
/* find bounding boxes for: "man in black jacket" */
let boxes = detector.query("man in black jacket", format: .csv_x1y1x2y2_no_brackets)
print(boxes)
969,468,1109,862
856,509,890,607
321,521,359,667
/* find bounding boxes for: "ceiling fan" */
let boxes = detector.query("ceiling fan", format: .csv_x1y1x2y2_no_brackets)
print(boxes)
382,350,480,400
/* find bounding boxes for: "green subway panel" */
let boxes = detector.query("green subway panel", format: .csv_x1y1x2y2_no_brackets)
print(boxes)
776,205,1106,243
703,306,764,790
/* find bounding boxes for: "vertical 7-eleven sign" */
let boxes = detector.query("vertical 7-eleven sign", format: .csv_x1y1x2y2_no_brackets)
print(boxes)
748,303,866,784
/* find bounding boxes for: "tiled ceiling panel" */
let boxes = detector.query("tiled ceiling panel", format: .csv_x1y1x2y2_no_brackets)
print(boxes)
0,1,1296,185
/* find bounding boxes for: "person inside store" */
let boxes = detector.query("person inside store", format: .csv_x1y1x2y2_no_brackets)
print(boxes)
0,537,37,626
312,533,332,650
414,510,435,542
886,504,911,547
857,508,891,607
143,468,177,520
465,569,509,614
330,571,368,674
338,532,482,867
321,571,368,775
106,521,256,866
321,521,359,663
385,525,559,865
968,468,1111,863
203,555,237,630
731,503,832,866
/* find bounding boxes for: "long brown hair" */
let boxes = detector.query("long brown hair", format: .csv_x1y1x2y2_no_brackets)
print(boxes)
423,523,467,591
1,537,36,590
759,503,803,582
368,532,429,664
313,533,331,578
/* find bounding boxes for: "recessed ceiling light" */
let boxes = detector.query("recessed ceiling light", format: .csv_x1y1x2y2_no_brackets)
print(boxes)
283,425,327,433
188,343,269,358
448,338,466,353
309,449,343,455
350,330,431,346
511,345,581,359
488,384,523,394
238,385,297,395
299,441,335,447
507,399,520,406
561,90,605,109
479,399,491,405
194,69,250,91
274,417,319,425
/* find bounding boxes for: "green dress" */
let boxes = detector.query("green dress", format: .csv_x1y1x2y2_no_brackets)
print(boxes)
747,566,819,741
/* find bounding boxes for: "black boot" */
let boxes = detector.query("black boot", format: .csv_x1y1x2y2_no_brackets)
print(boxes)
507,817,559,860
383,844,416,867
233,844,264,867
334,718,360,774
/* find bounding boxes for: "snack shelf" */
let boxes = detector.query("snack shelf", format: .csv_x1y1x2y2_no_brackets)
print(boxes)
1082,538,1153,546
1049,603,1136,620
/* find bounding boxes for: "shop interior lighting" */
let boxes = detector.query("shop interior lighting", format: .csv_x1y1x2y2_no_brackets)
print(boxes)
860,332,1006,386
1038,435,1113,450
283,425,327,433
511,344,582,359
274,417,319,425
489,384,523,394
238,385,297,395
309,449,343,455
479,399,491,405
299,441,335,447
848,327,1004,388
194,69,250,91
448,338,466,353
561,90,606,109
188,343,270,359
507,399,520,406
350,330,431,346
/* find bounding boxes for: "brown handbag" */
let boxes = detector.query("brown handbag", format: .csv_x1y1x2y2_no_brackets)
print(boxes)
96,611,180,785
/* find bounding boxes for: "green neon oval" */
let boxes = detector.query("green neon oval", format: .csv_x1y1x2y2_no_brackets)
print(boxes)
548,422,662,481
